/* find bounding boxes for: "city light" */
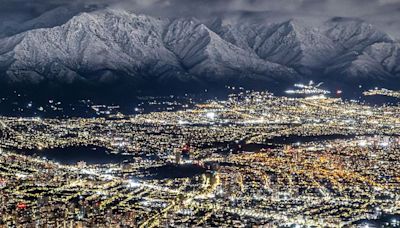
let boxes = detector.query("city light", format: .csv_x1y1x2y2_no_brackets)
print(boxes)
0,86,399,227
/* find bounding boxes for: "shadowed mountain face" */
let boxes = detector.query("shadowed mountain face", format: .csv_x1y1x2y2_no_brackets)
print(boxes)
0,8,399,96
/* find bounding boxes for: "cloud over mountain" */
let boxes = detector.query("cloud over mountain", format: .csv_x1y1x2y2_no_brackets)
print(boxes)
2,0,400,37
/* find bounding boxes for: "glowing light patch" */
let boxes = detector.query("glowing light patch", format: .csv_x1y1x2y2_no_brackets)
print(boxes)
206,112,216,119
358,140,367,147
128,180,141,188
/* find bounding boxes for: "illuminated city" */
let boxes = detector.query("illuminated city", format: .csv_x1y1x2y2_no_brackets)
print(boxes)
1,86,399,227
2,0,400,226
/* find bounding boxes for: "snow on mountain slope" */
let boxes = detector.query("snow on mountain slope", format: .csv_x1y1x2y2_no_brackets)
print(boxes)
0,7,81,39
0,9,185,84
214,16,400,81
215,19,340,75
163,18,297,81
0,9,298,86
322,17,400,81
364,42,400,76
252,20,339,71
0,8,399,89
326,41,400,80
325,52,394,81
324,17,393,52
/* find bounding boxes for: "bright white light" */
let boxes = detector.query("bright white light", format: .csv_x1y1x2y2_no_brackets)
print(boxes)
380,141,389,147
128,180,141,188
103,175,114,181
16,173,27,178
178,120,189,125
206,112,216,119
358,140,367,147
81,169,96,175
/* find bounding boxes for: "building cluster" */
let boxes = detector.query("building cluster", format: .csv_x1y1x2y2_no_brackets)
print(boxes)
363,88,400,99
0,89,400,227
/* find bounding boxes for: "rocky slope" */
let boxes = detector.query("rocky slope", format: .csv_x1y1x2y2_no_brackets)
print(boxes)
0,8,399,91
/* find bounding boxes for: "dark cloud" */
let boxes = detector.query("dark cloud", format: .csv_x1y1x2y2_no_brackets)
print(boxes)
2,0,400,16
1,0,400,36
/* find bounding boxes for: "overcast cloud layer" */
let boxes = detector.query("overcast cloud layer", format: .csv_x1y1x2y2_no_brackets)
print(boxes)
1,0,400,37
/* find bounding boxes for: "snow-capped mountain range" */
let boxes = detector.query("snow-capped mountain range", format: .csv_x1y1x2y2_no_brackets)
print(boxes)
0,8,399,90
